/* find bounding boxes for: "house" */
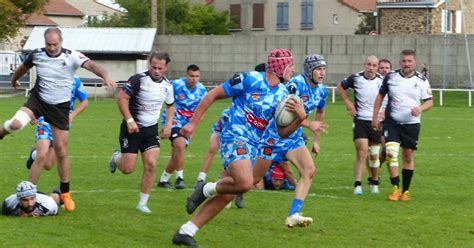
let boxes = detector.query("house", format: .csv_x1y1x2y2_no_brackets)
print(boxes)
195,0,376,35
376,0,474,34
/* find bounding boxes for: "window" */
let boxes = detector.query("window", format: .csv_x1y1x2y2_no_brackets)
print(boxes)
277,2,289,29
441,9,454,33
301,0,313,30
230,4,241,30
253,3,265,29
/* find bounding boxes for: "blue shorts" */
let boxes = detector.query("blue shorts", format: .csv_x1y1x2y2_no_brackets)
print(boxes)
258,135,306,163
220,139,257,168
35,117,53,143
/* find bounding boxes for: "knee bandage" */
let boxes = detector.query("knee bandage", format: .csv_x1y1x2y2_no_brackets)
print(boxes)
3,110,31,133
368,146,381,168
385,142,400,167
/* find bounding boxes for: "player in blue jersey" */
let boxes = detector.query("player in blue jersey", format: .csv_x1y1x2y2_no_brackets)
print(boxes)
157,64,207,189
253,54,329,228
26,76,89,185
255,162,296,190
172,49,306,247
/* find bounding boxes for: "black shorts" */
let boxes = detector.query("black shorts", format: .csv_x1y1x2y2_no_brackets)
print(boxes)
353,119,381,143
119,122,160,154
383,119,420,150
24,91,69,130
169,126,188,142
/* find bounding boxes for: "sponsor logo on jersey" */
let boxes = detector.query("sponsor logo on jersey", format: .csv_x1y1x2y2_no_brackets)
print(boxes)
266,138,276,146
177,109,194,119
263,147,272,156
245,112,268,131
178,93,186,100
301,94,309,102
236,148,247,155
251,93,261,101
234,140,245,146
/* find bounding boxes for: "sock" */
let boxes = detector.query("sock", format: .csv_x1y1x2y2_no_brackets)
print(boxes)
402,169,414,193
114,152,121,164
372,180,380,186
203,182,217,198
60,182,70,193
288,198,304,216
31,150,37,160
160,171,171,182
176,170,184,179
197,172,207,181
354,181,362,187
390,176,400,188
138,192,149,206
179,221,199,237
367,177,373,185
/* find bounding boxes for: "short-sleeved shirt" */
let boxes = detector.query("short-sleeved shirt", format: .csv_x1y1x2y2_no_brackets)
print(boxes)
211,108,231,133
2,193,58,216
161,78,207,128
380,70,432,124
123,71,174,128
259,74,328,150
24,47,89,104
340,72,384,121
221,71,287,146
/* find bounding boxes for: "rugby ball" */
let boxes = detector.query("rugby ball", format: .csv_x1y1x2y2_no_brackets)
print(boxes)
275,94,300,127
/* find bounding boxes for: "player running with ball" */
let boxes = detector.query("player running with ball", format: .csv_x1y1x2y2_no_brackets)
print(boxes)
253,54,328,228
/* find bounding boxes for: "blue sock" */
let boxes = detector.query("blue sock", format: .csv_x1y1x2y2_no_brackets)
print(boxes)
288,198,304,216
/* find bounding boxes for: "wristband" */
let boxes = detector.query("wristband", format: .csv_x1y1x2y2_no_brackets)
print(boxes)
126,118,135,124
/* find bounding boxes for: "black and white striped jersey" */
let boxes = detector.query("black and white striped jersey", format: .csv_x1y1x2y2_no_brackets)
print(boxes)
2,193,58,216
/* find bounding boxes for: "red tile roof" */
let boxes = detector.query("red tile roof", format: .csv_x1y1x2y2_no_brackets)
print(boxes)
45,0,84,16
26,13,58,26
339,0,377,12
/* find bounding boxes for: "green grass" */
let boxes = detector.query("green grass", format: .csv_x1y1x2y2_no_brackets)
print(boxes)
0,95,473,247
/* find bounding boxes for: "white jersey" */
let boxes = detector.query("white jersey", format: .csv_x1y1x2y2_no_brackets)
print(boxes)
341,72,384,121
2,193,58,216
380,70,432,124
122,71,175,128
24,47,89,104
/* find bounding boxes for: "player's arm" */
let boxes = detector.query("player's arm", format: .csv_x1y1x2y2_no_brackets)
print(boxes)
337,81,356,117
371,94,385,130
117,90,139,133
161,103,174,139
411,98,433,117
277,99,307,138
10,64,30,89
82,60,116,91
181,85,227,138
69,99,89,123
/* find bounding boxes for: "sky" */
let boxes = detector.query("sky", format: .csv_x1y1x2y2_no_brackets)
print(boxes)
96,0,125,11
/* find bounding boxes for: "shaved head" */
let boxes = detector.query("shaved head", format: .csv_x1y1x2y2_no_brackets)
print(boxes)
364,55,379,79
365,55,379,65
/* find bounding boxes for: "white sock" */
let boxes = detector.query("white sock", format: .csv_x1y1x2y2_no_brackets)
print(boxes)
160,171,171,182
138,192,149,206
203,182,217,198
114,152,121,164
197,172,207,181
179,221,199,237
176,170,184,179
31,150,37,160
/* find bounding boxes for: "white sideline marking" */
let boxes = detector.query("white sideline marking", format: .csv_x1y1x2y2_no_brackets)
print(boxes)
71,188,347,199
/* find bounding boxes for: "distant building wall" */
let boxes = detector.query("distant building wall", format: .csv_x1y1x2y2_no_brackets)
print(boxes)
155,34,474,88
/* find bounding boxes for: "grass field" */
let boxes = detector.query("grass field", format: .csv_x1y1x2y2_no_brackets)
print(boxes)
0,93,473,247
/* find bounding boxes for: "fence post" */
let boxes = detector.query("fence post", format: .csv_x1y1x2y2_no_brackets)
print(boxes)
439,90,443,106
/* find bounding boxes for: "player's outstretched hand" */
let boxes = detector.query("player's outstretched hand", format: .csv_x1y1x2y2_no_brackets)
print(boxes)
104,78,117,91
180,123,196,139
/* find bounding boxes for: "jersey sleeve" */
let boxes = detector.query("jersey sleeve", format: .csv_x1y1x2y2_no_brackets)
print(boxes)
379,74,390,95
123,74,141,97
165,83,175,105
73,77,88,102
340,74,356,90
23,50,36,68
71,50,90,69
222,73,245,97
420,79,433,101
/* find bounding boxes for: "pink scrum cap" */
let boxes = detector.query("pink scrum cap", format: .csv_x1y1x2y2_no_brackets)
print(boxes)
267,48,294,78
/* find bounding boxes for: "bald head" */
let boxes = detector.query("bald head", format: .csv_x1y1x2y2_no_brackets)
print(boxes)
364,55,379,79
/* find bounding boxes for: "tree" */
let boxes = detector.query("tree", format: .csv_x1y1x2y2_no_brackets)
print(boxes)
0,0,49,41
86,0,235,35
355,12,376,35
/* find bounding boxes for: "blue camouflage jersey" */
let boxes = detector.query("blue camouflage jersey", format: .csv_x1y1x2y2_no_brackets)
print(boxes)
211,108,231,133
35,77,88,141
161,78,207,128
221,71,288,146
258,73,328,161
